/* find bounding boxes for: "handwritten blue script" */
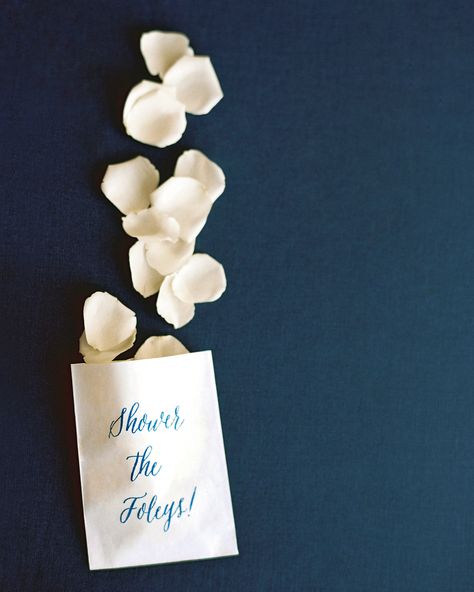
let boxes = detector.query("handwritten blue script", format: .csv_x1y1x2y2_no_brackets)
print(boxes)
120,486,197,531
109,402,184,438
126,445,162,482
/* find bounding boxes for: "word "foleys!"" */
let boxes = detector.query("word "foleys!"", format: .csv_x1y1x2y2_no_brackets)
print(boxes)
108,401,184,438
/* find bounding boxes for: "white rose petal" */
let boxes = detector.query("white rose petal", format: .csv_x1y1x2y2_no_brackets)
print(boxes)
129,241,164,297
174,149,225,203
83,291,136,351
123,81,186,148
144,238,195,275
123,80,160,120
140,31,193,78
150,176,212,242
163,55,223,115
172,253,226,303
101,156,159,215
134,335,189,360
156,275,195,328
122,208,180,242
79,331,136,364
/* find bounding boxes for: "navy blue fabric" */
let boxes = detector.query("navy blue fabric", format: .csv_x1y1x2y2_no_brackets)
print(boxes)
2,1,474,590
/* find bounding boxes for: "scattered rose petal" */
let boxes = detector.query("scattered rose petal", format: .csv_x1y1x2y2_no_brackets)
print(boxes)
144,238,195,276
172,253,226,303
123,80,161,120
123,81,186,148
134,335,189,359
122,208,180,242
129,241,164,297
101,156,159,215
140,31,193,78
174,149,225,203
83,291,137,351
156,275,195,328
163,55,223,115
79,331,136,364
150,176,212,242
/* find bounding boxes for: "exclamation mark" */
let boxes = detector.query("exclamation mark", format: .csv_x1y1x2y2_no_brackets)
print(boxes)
188,486,197,517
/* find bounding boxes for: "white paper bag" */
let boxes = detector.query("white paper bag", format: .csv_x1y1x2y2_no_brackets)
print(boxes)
70,350,238,570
